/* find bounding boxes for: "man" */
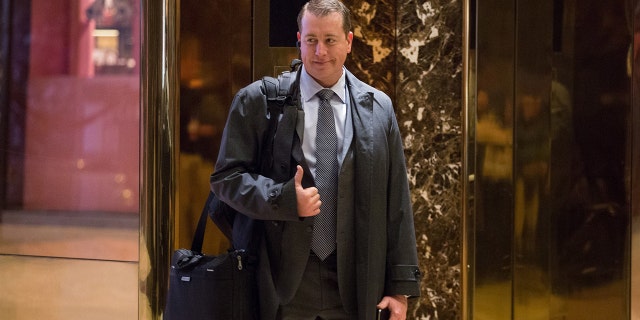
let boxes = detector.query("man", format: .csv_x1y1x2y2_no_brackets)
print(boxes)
210,1,421,319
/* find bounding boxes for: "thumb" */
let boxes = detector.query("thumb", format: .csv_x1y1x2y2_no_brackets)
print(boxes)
294,165,304,188
376,296,390,309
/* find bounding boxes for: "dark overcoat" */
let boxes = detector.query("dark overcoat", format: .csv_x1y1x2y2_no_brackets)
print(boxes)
211,67,421,320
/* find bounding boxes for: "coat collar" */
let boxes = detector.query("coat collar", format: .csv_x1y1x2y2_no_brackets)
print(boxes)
344,69,375,112
344,69,374,157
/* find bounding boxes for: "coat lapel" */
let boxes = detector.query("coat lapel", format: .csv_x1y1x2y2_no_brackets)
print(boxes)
345,71,374,200
335,71,375,314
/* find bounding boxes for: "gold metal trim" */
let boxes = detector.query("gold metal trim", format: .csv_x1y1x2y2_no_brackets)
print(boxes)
139,0,180,318
461,0,472,318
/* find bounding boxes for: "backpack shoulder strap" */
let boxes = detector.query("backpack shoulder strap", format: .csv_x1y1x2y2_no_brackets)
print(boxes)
261,59,301,112
208,60,302,247
265,60,302,181
276,59,301,101
261,76,282,108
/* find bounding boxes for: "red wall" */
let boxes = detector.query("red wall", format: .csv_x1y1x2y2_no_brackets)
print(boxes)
24,0,140,213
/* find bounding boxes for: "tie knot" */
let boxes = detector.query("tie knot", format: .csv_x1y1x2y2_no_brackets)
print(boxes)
317,89,334,101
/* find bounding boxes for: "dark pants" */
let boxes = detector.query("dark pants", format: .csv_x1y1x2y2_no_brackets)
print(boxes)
277,252,352,320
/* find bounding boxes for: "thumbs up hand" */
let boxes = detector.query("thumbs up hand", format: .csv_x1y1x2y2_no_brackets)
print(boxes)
294,165,321,217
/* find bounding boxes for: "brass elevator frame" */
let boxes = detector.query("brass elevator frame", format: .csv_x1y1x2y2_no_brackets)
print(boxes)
461,0,473,318
139,0,179,318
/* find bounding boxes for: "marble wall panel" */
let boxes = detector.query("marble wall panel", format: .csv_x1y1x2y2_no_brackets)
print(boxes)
345,0,463,318
347,0,396,98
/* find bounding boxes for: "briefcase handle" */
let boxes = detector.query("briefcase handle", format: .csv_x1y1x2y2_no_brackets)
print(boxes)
191,192,213,253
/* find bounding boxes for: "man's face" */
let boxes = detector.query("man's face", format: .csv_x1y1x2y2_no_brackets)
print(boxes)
297,11,353,88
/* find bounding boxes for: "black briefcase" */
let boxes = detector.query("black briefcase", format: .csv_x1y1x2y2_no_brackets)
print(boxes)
164,195,258,320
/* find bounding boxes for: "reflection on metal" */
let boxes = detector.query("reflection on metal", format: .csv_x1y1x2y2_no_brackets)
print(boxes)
472,0,516,318
512,1,554,317
468,0,634,318
139,0,179,318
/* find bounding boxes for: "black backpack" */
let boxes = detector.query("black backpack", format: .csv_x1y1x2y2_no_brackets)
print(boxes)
208,59,302,251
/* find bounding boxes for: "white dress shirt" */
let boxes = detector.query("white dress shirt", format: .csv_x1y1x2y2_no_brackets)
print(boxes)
299,66,349,179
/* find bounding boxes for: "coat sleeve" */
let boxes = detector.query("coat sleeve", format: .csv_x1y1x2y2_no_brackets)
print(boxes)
210,82,300,222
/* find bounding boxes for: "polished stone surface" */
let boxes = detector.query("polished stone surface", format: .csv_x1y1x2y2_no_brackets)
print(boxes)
345,0,463,317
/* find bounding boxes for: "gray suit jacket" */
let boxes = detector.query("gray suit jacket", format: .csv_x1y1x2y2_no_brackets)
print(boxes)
211,67,421,320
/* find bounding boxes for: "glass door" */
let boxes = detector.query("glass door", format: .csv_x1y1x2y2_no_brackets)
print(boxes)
0,0,140,318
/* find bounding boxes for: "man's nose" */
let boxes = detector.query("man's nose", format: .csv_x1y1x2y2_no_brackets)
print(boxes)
315,43,327,56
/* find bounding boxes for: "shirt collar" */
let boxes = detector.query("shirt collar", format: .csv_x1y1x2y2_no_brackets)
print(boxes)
300,65,347,104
